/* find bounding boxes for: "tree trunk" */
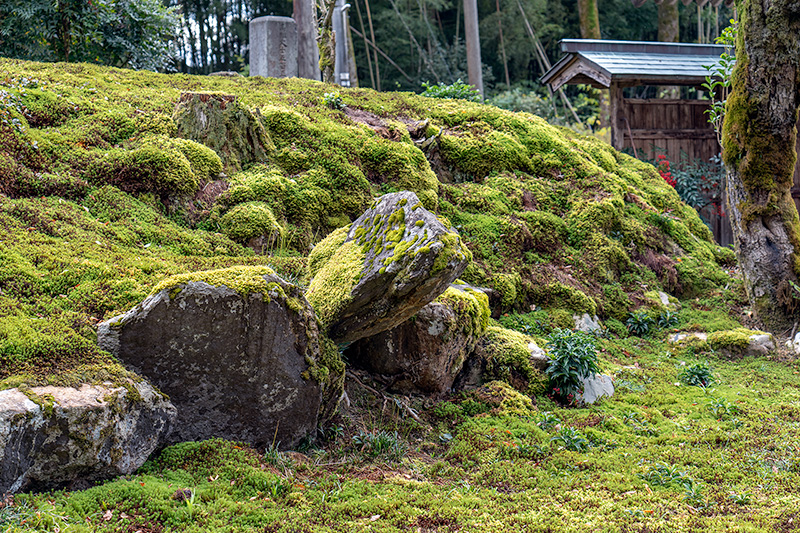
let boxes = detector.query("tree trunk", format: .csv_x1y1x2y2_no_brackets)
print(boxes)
577,0,600,39
318,0,338,83
657,0,679,43
722,0,800,332
463,0,483,98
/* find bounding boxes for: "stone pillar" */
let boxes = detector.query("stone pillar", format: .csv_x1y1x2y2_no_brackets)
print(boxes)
249,16,299,78
294,0,321,80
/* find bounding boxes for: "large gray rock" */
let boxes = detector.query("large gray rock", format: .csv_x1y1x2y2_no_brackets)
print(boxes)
98,266,343,449
573,313,602,334
347,285,490,394
0,381,174,493
306,191,472,344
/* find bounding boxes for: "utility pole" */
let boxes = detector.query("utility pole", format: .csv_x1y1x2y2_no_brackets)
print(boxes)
463,0,483,98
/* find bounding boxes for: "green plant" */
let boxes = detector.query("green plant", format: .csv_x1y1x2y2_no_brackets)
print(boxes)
550,427,590,452
728,490,752,505
639,462,693,490
625,311,653,336
421,79,481,102
657,310,679,329
703,20,737,145
352,430,407,460
536,411,561,431
678,362,714,388
545,329,600,405
323,91,344,110
706,397,738,419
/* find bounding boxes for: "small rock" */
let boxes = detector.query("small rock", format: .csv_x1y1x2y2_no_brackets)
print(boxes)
173,489,194,501
707,328,775,358
579,374,614,405
785,332,800,355
668,331,708,344
573,313,601,333
0,382,175,493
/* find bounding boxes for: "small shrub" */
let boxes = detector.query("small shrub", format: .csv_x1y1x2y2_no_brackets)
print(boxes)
678,362,714,388
536,411,561,431
352,430,407,460
728,490,752,506
639,462,693,490
626,311,653,336
706,397,738,419
657,310,679,329
420,79,481,102
323,92,344,110
550,427,590,452
545,329,600,405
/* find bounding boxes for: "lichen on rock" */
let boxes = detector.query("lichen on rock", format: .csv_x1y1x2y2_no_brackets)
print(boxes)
306,191,471,343
99,265,343,448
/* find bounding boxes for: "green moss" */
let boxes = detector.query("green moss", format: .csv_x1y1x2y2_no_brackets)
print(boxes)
84,145,199,197
151,265,278,299
529,281,597,315
707,328,767,351
480,325,547,396
431,232,472,275
140,135,223,181
305,240,365,330
306,225,350,281
436,286,490,338
220,201,283,244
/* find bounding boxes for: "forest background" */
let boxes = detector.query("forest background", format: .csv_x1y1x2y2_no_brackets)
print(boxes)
0,0,735,128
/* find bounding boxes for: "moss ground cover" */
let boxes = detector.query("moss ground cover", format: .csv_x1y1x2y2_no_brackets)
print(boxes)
0,59,793,531
7,318,800,532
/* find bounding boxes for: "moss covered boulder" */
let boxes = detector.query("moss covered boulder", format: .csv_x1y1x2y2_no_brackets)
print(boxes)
347,284,490,394
306,191,472,343
0,381,175,493
97,266,344,449
455,325,549,396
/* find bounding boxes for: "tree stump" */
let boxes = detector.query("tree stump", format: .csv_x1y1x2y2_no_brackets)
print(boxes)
173,92,273,173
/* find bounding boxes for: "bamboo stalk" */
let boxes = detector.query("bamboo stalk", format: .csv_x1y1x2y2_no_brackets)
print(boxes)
496,0,510,87
354,0,375,88
350,27,415,83
363,0,381,90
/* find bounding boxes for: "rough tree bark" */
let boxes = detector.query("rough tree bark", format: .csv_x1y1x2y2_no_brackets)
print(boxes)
318,0,337,83
722,0,800,332
657,0,679,43
577,0,600,40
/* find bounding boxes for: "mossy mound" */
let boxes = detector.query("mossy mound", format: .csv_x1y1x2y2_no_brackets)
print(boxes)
0,58,732,390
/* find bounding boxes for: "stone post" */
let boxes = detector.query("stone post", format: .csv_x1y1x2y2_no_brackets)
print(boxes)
249,16,299,78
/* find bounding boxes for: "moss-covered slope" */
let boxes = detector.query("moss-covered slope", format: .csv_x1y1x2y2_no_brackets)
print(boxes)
0,58,732,388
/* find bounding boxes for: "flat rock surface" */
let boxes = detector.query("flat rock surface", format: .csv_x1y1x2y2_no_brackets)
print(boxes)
99,268,334,449
0,381,175,493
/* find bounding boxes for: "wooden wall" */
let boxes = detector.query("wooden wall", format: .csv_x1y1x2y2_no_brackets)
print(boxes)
609,91,733,246
619,99,719,164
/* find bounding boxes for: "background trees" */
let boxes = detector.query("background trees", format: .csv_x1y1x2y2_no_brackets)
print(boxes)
0,0,179,70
